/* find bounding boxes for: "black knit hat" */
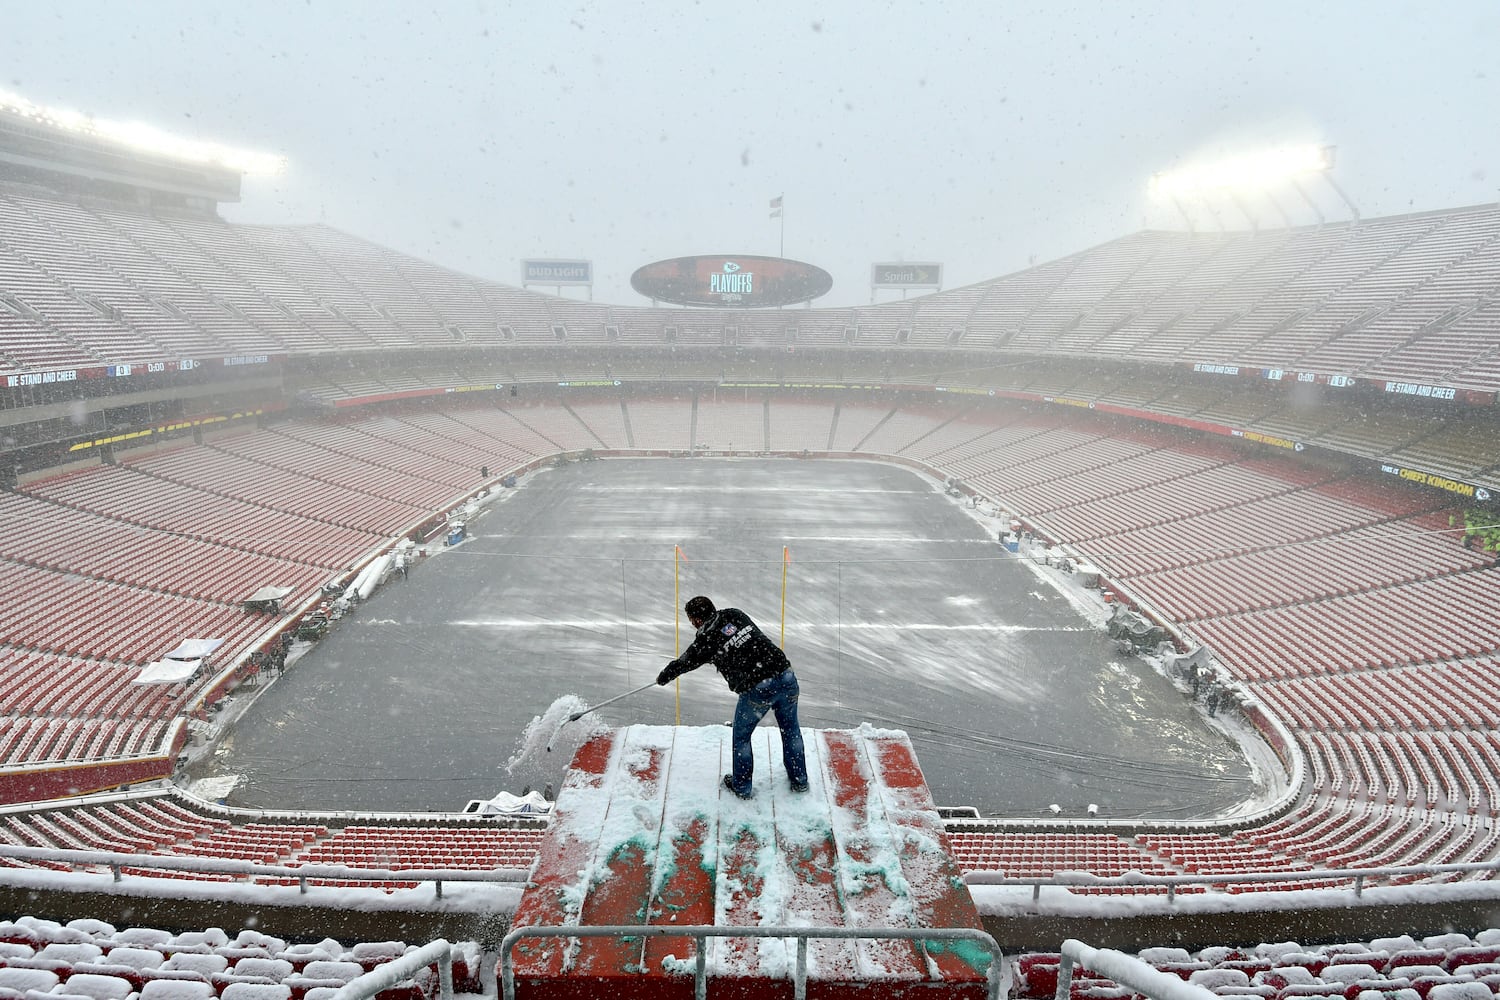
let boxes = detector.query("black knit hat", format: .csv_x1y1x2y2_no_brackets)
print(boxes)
685,595,715,622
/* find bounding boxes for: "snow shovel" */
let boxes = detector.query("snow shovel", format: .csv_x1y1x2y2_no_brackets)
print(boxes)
567,680,660,722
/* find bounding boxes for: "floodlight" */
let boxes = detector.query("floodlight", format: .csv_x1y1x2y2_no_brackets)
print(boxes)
1150,144,1333,199
0,90,286,176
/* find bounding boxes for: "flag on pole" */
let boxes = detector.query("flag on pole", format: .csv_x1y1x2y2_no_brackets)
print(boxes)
769,195,783,219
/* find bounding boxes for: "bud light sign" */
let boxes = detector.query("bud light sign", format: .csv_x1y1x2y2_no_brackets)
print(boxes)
522,259,593,285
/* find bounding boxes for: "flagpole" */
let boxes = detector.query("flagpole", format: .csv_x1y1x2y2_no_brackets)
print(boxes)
673,544,682,726
780,546,789,648
771,193,784,257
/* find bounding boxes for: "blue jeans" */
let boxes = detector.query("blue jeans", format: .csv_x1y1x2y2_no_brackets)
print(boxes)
729,669,808,795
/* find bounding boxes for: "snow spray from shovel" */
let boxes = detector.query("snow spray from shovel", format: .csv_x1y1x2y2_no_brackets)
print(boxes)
505,681,661,781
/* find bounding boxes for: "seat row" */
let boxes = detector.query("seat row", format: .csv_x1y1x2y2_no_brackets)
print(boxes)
0,793,549,885
125,447,429,538
0,562,271,666
1256,666,1499,734
1011,929,1500,1000
0,494,328,606
29,466,378,569
0,718,176,768
0,915,482,999
1184,572,1500,681
1129,512,1490,621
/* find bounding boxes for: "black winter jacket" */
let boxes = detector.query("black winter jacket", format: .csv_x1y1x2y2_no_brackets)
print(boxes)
657,607,791,694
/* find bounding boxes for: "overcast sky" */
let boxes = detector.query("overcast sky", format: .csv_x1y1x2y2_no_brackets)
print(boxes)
4,1,1498,305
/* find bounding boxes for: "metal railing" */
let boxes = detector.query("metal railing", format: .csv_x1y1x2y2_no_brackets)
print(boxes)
327,938,453,1000
499,923,1003,1000
963,855,1500,902
1057,938,1218,1000
8,836,1500,909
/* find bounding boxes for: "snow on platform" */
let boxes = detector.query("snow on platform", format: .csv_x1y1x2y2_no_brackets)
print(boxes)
509,724,993,1000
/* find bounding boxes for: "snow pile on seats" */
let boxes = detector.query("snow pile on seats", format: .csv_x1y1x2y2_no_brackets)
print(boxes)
0,917,484,999
1012,930,1500,1000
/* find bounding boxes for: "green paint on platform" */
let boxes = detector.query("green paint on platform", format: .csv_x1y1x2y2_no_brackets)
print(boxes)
923,937,993,973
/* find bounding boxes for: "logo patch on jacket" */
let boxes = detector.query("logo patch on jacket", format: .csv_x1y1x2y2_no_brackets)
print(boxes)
720,624,739,636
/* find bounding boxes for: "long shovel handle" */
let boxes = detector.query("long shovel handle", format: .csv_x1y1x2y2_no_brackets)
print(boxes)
568,680,660,722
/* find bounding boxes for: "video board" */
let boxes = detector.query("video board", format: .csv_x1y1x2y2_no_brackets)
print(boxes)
630,255,832,308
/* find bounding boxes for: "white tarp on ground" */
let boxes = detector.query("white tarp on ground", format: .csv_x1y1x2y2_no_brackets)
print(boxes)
159,637,226,660
134,658,202,685
470,790,552,816
244,585,294,603
353,554,392,600
186,774,241,800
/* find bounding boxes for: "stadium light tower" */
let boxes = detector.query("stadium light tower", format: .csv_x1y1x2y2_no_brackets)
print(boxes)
1150,143,1356,229
0,89,285,175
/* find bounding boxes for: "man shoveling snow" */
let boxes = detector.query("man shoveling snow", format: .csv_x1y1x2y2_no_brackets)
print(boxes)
656,595,809,800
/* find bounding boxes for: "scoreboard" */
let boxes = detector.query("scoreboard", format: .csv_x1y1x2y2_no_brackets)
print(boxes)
631,255,832,308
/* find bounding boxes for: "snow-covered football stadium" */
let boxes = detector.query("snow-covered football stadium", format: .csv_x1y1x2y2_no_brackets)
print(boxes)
1,80,1500,1000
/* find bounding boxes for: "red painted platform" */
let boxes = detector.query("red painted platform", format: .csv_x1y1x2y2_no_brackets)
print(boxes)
509,725,992,1000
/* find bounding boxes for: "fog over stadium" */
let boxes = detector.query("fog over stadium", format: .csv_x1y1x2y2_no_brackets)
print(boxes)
4,1,1498,305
